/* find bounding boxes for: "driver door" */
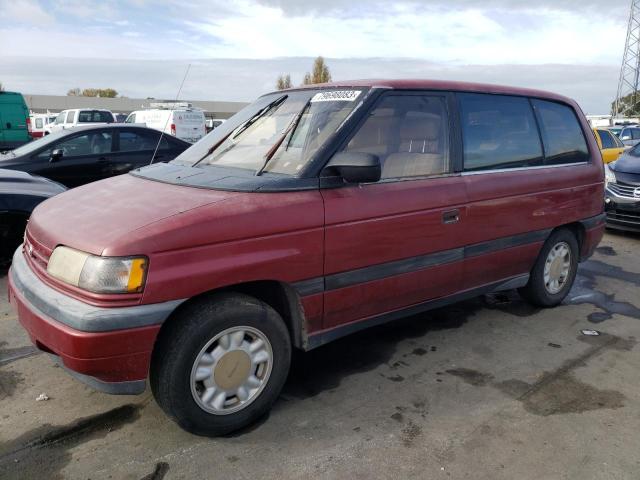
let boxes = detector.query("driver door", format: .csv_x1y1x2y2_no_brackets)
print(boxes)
30,130,114,187
320,92,467,329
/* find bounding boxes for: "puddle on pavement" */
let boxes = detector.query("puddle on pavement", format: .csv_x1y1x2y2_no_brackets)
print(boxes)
140,462,170,480
0,404,142,480
595,246,617,256
283,302,477,400
566,261,640,323
445,332,634,416
0,369,24,401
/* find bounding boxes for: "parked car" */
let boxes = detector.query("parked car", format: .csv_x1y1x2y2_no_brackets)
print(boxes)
8,80,605,436
0,91,31,151
604,148,640,231
618,126,640,147
593,128,625,163
205,118,225,133
29,113,57,138
0,169,66,259
609,126,624,137
48,109,115,134
126,104,206,143
0,125,190,188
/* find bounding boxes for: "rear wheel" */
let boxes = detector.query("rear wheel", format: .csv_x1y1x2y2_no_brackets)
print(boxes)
519,228,579,307
150,293,291,436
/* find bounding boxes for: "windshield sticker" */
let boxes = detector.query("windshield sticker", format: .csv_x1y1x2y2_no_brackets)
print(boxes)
311,90,361,103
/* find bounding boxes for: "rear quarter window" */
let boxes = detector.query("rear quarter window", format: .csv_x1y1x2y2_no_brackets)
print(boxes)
597,129,615,149
66,111,76,123
531,100,589,165
459,93,543,171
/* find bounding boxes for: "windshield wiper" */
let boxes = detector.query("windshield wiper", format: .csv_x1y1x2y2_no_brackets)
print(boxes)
255,98,312,176
193,94,288,167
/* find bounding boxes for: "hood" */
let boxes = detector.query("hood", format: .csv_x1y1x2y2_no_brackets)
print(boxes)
611,153,640,175
28,173,241,255
0,169,66,213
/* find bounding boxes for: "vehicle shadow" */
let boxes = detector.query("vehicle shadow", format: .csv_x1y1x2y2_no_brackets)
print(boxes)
281,297,492,401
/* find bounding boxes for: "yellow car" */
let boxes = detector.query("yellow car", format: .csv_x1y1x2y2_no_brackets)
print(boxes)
593,128,625,163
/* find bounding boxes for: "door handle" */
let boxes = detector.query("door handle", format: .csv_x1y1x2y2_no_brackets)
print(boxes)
442,209,460,224
97,157,109,162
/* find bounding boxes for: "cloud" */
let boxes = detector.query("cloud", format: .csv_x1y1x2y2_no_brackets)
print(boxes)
183,3,625,65
256,0,630,19
0,0,54,25
0,0,627,116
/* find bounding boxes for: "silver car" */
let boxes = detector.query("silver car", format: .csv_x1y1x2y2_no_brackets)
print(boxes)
618,126,640,146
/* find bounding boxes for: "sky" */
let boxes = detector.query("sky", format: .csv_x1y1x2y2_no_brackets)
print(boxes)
0,0,634,113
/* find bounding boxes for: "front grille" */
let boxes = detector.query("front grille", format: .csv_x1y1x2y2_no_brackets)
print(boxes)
23,230,51,273
608,183,640,198
606,209,640,226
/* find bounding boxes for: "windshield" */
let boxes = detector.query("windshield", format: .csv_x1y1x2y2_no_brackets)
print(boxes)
174,88,368,176
5,130,70,156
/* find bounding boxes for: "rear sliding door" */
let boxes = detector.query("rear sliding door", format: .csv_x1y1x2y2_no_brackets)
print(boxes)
458,93,592,290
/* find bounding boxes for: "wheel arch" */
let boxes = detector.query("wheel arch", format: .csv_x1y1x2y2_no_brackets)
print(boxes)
157,280,308,351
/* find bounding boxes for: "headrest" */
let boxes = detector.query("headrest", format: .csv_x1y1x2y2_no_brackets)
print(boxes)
399,113,441,140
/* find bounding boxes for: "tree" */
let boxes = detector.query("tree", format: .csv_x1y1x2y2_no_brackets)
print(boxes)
612,91,640,117
68,88,118,98
81,88,118,98
302,56,332,85
276,74,292,90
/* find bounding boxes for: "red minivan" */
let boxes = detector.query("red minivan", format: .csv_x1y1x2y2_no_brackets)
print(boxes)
8,80,605,436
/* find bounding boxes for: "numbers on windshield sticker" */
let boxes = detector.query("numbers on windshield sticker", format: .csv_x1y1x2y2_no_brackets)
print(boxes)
310,91,361,103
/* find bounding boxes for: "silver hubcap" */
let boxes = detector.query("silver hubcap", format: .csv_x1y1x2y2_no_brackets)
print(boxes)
543,241,571,294
190,326,273,415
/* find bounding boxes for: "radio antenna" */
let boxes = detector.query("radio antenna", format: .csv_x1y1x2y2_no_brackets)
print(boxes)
150,63,191,165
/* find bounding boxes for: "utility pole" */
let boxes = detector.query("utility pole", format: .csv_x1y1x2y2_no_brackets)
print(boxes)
615,0,640,117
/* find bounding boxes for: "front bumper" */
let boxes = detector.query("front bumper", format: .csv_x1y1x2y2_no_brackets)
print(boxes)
605,187,640,232
8,248,183,394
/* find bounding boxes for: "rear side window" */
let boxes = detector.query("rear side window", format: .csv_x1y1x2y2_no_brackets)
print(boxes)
66,111,76,123
78,111,114,123
118,130,167,152
459,93,543,171
597,129,616,149
531,100,589,165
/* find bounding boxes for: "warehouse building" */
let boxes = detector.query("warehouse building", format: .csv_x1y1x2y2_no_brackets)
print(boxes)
23,94,247,120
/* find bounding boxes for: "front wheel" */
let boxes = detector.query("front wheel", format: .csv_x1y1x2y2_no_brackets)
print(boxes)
150,293,291,436
519,228,579,307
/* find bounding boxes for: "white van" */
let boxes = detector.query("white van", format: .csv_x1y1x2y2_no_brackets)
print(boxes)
125,103,206,143
29,113,57,138
48,109,115,133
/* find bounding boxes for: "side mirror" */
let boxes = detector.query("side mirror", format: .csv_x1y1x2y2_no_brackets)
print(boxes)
323,152,381,184
50,149,64,162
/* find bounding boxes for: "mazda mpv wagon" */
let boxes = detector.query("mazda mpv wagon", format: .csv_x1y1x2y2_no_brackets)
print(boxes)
9,80,605,436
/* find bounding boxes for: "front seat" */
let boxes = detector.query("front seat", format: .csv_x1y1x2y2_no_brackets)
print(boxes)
382,113,446,178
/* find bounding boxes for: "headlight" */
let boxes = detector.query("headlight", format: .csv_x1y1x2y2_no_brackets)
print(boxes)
604,163,616,186
47,246,147,294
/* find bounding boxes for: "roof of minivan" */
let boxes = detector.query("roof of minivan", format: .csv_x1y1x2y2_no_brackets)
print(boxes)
277,79,578,107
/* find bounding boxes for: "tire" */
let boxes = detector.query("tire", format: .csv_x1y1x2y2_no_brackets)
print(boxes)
519,228,579,307
150,293,291,437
